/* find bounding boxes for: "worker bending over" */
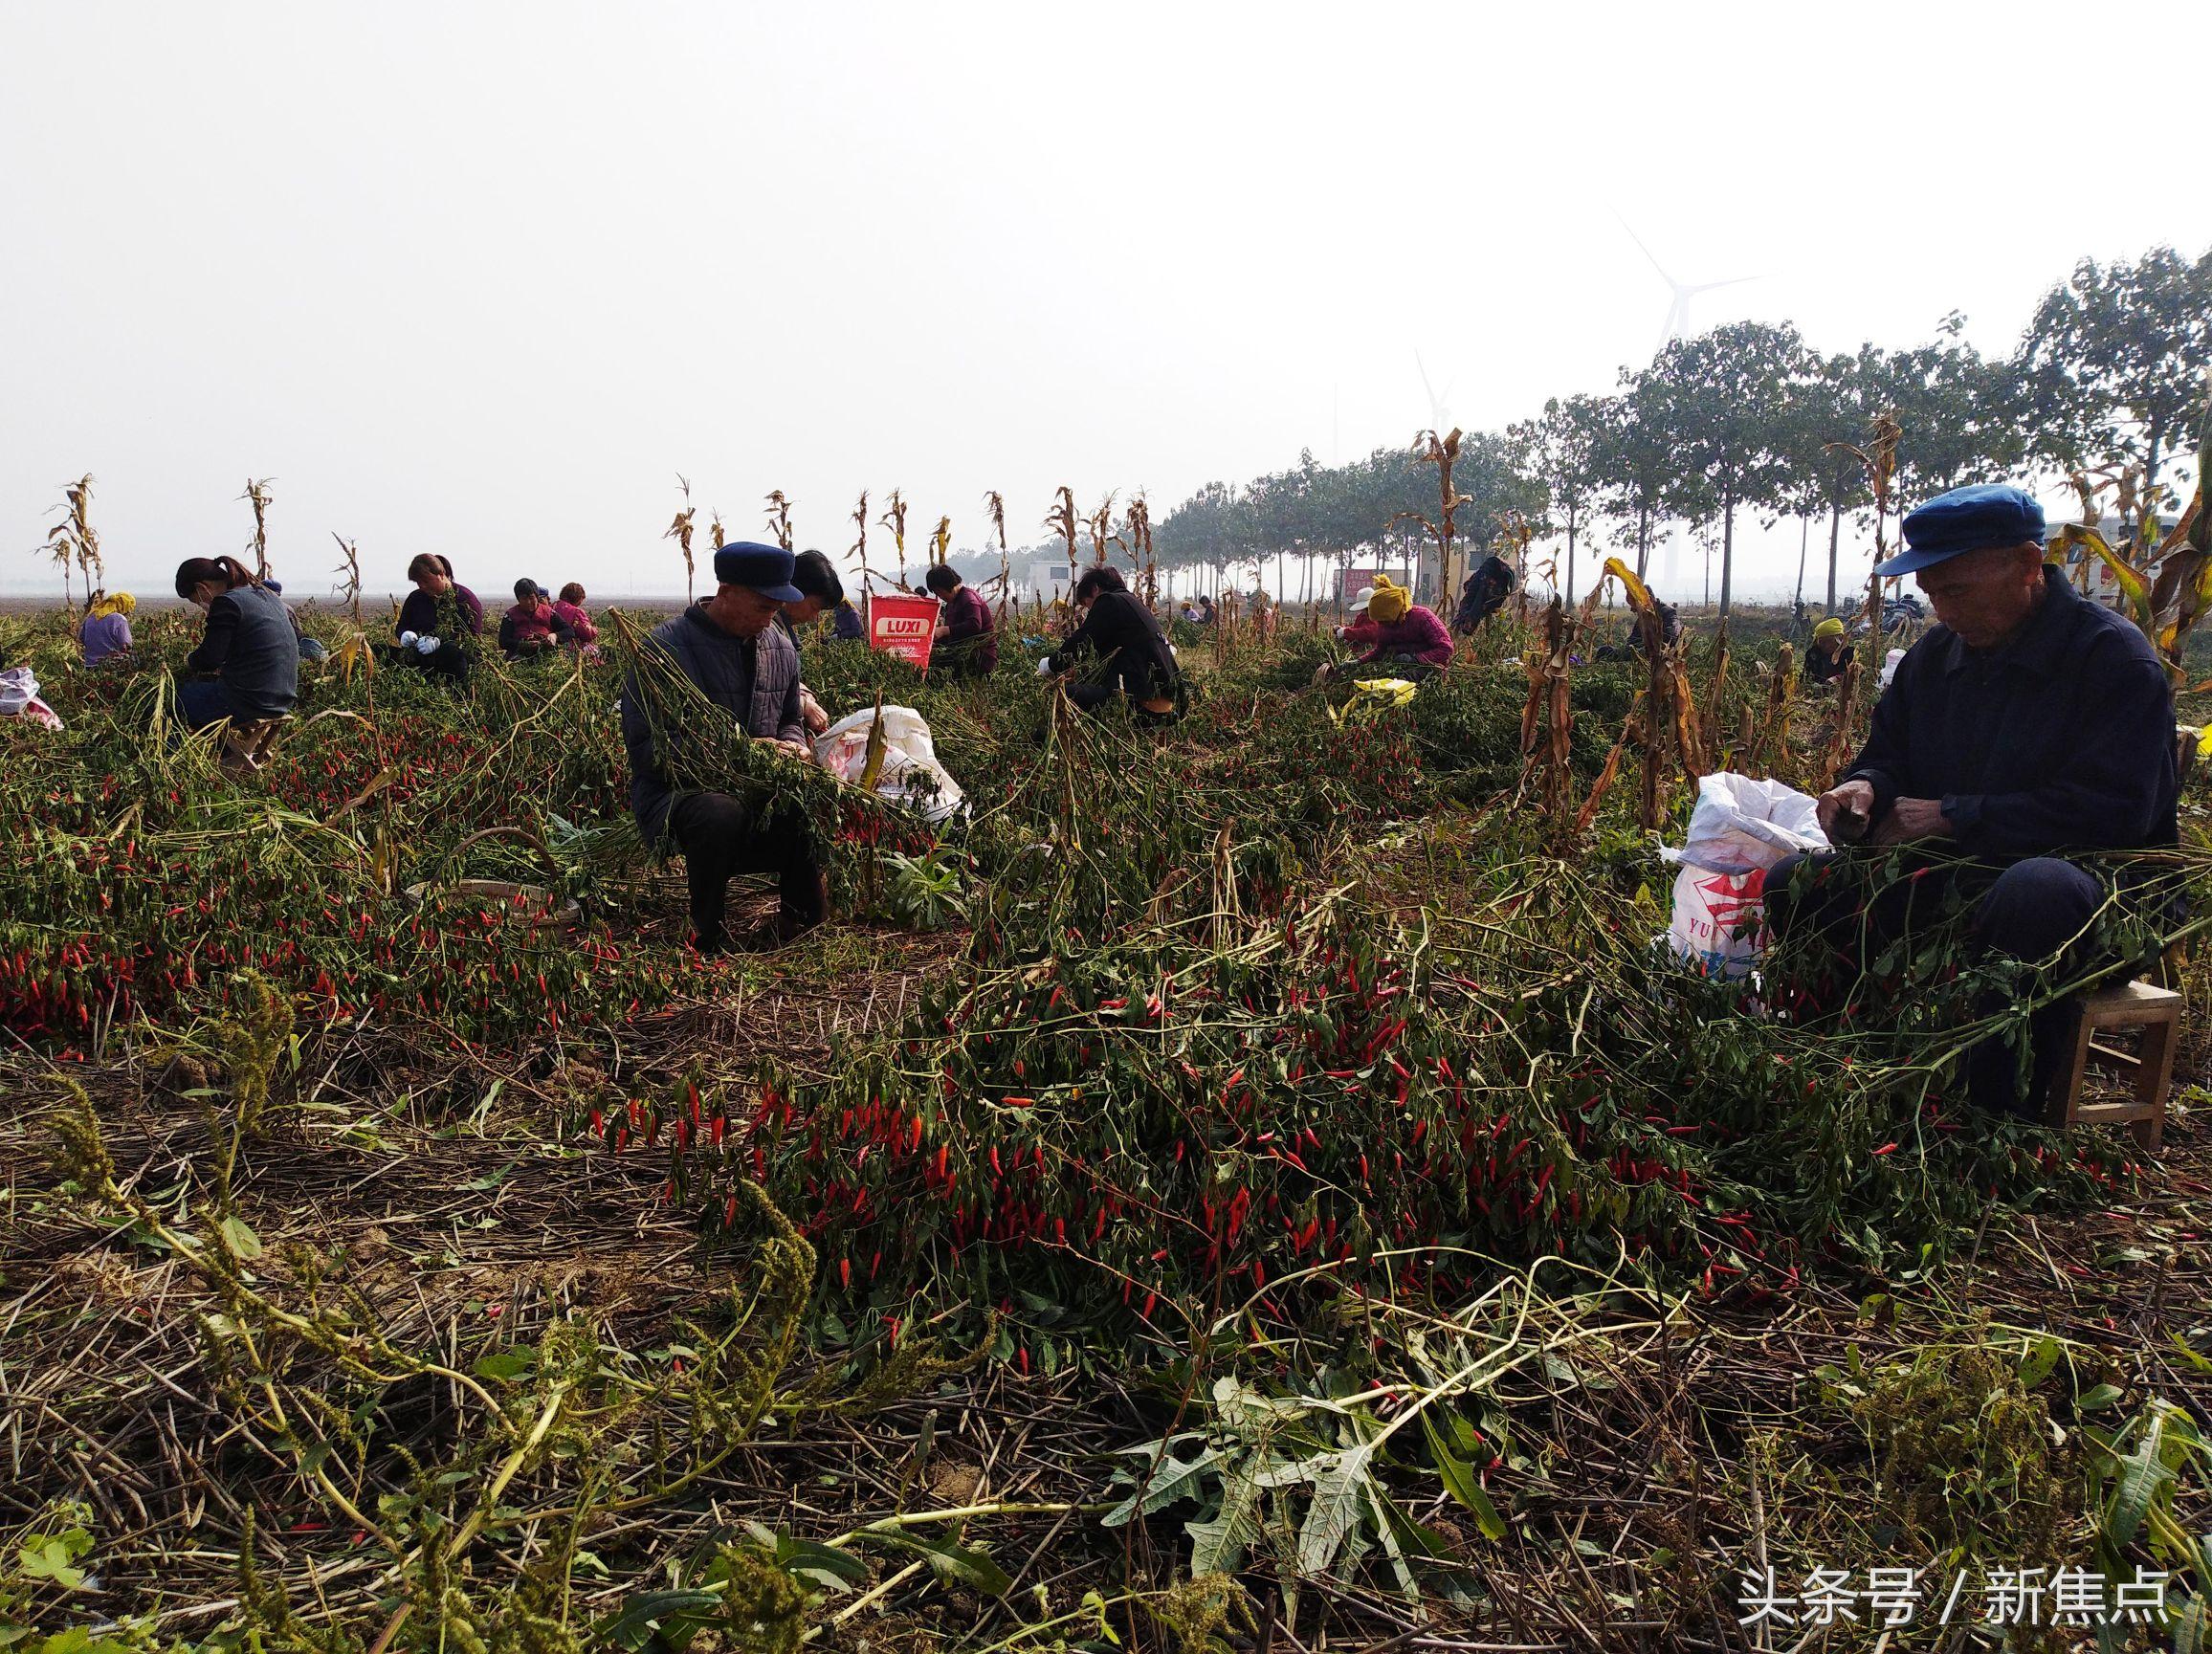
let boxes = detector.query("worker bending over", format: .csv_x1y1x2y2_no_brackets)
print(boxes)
173,557,299,731
1347,577,1452,674
1804,616,1849,684
1043,566,1183,722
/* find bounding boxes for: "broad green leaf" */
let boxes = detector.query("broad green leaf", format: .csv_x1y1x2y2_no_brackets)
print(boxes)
218,1215,263,1260
1296,1444,1373,1576
776,1536,869,1591
1363,1481,1419,1603
1101,1441,1222,1527
2105,1416,2178,1550
1420,1411,1504,1539
870,1532,1010,1598
2016,1334,2062,1390
2077,1382,2126,1413
590,1588,726,1653
1187,1460,1263,1576
18,1538,87,1590
473,1349,535,1382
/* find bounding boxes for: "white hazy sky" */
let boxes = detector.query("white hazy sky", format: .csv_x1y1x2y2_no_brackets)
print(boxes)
5,1,2208,606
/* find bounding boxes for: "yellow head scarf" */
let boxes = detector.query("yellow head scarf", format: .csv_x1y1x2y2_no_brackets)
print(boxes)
1812,616,1845,642
89,591,137,620
1366,577,1409,626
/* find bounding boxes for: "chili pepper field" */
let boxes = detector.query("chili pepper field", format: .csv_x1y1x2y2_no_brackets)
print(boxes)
3,597,2209,1653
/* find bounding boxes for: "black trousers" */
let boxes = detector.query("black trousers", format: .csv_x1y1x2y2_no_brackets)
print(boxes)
667,790,824,949
1765,850,2105,1118
1069,661,1181,722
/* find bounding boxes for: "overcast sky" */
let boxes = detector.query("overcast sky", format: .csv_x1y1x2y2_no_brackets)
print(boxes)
5,1,2208,606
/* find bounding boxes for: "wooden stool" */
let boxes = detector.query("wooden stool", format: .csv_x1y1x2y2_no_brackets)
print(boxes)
2047,981,2181,1150
218,716,288,775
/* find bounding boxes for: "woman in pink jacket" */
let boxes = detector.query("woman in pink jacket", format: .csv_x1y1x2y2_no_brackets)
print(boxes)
1354,578,1453,673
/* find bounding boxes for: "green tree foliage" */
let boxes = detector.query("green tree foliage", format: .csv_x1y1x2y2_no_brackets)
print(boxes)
2021,246,2212,501
1593,372,1675,583
1153,435,1537,600
1512,395,1609,604
1143,244,2203,611
1643,320,1810,621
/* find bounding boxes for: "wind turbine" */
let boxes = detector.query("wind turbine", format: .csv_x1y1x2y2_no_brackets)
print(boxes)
1618,218,1757,358
1616,218,1758,597
1415,350,1456,435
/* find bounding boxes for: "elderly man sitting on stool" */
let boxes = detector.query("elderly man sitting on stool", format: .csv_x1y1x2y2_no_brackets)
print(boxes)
1768,484,2179,1117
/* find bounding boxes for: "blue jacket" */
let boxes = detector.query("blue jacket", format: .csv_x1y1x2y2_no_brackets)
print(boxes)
620,604,805,843
1846,567,2177,859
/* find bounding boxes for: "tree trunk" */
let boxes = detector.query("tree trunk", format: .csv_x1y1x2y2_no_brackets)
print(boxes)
1634,502,1651,583
1794,516,1808,613
1565,499,1578,606
1825,502,1842,611
1718,481,1736,622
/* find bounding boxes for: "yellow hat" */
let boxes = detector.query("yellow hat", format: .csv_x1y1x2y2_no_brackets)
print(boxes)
89,591,136,619
1366,577,1409,626
1812,616,1846,641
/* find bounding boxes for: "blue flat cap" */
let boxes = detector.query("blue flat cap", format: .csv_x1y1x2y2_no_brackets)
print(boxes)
1878,484,2046,578
712,541,805,603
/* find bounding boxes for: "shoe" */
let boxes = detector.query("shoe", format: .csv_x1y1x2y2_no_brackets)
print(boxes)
692,929,728,958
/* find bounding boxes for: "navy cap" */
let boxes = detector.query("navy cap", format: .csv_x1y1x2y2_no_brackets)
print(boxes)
711,540,805,603
1878,484,2046,578
262,578,283,593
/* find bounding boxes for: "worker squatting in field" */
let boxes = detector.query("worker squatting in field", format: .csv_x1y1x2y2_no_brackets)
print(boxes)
172,556,299,732
619,542,830,955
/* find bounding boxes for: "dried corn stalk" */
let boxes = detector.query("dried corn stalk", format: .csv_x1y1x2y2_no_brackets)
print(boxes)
930,515,952,567
1393,430,1472,601
1125,495,1156,607
1599,557,1701,829
330,532,363,624
241,477,275,581
45,474,101,615
985,490,1009,612
878,490,910,588
1086,493,1119,568
1047,487,1079,586
665,475,697,603
1518,596,1582,835
764,491,794,552
851,492,872,593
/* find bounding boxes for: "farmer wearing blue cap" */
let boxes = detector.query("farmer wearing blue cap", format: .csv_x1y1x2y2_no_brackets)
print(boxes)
619,542,829,952
1769,483,2179,1116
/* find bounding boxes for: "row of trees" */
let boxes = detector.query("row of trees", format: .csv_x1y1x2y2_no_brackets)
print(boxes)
1151,246,2210,618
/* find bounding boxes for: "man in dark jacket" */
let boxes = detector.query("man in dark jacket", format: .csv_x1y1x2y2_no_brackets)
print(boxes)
1452,552,1517,634
1769,484,2179,1115
620,543,827,953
